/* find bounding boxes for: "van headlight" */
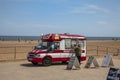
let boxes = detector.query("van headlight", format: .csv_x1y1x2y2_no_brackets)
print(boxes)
34,54,40,58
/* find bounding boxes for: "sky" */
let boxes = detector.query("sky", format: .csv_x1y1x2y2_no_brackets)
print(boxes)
0,0,120,37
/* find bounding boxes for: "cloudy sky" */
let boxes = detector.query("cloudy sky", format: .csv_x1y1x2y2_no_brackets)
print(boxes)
0,0,120,37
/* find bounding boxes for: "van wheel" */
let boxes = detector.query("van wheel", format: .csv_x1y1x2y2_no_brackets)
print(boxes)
42,57,52,66
32,62,38,65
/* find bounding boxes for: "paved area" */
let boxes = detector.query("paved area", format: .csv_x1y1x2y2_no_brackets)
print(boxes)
0,58,120,80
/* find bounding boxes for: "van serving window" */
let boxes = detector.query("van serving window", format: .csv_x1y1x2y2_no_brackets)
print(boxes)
65,39,71,49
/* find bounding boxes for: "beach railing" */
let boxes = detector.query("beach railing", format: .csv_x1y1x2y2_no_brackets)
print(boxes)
87,45,120,58
0,45,120,61
0,46,34,61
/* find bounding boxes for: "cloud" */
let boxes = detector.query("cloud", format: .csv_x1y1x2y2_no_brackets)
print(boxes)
70,4,110,14
97,21,107,25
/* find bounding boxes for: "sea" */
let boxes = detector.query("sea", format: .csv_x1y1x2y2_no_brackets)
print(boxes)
0,36,120,41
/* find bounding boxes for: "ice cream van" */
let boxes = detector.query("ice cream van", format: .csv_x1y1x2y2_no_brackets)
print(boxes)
27,33,87,66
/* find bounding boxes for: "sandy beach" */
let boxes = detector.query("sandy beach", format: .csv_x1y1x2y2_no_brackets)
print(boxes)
0,40,120,80
0,58,119,80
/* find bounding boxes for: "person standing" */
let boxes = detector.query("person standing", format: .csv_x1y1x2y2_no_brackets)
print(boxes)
74,44,82,64
66,44,81,70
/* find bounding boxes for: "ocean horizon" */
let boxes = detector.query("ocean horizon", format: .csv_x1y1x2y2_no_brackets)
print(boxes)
0,36,120,41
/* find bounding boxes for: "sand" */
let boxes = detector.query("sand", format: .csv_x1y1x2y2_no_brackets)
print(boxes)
0,40,120,80
0,58,119,80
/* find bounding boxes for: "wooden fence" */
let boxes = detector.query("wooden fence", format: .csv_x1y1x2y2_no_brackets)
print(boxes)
0,45,120,61
0,46,34,61
87,45,120,58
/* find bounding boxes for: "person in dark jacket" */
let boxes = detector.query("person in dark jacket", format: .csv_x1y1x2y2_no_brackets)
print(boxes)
74,44,81,64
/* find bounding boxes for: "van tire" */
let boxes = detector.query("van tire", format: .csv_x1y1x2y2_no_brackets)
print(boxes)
42,57,52,66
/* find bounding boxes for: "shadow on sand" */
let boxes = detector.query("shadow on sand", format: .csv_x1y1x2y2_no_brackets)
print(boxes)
20,62,67,67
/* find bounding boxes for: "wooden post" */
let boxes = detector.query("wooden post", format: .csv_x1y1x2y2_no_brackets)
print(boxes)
106,47,108,54
97,46,99,56
117,49,120,58
117,49,120,55
14,47,16,60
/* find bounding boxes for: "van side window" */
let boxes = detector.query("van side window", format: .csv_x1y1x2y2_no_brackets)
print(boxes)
78,40,84,49
71,39,77,48
47,42,60,51
65,39,71,49
54,42,60,50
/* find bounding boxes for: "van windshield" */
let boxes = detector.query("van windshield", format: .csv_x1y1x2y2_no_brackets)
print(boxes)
35,41,60,51
35,42,52,49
